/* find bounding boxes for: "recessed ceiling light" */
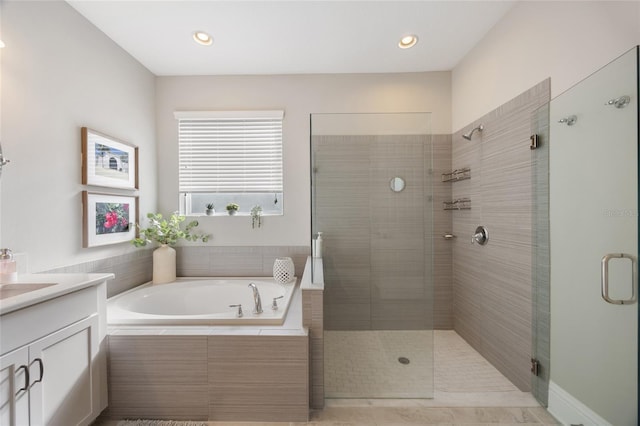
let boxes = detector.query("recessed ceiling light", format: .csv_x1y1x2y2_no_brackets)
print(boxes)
398,35,418,49
193,31,213,46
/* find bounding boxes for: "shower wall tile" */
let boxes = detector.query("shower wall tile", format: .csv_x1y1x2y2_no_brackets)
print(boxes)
371,301,431,330
314,141,371,227
451,79,551,392
315,133,453,331
315,134,446,331
314,135,372,330
324,302,371,330
432,134,454,329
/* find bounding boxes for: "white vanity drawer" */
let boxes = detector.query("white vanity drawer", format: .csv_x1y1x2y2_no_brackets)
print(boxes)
0,286,97,356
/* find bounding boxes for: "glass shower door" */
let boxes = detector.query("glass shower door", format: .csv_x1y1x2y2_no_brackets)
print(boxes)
311,113,434,398
548,47,638,425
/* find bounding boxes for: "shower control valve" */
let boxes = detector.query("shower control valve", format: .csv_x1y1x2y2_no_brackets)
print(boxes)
471,226,489,245
271,296,284,311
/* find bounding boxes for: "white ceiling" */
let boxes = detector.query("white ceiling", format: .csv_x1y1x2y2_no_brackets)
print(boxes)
67,0,515,76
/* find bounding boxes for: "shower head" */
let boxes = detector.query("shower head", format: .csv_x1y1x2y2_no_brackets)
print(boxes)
462,124,484,141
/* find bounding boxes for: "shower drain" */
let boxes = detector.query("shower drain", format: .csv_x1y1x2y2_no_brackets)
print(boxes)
398,357,410,365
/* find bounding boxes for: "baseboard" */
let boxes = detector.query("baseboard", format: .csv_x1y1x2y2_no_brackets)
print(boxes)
548,380,611,426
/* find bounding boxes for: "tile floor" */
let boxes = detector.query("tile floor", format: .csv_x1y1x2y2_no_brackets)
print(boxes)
95,331,558,425
325,330,434,398
325,330,521,398
99,405,559,426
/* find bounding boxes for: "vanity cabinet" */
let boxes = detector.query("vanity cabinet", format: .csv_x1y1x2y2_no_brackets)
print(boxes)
0,280,108,426
0,346,29,425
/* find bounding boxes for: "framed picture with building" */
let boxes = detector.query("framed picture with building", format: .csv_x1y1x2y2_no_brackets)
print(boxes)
81,127,138,189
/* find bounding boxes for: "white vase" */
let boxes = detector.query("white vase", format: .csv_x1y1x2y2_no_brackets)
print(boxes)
273,257,295,284
153,244,176,284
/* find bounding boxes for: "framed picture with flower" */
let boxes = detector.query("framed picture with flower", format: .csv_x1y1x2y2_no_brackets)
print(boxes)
82,127,138,190
82,191,138,248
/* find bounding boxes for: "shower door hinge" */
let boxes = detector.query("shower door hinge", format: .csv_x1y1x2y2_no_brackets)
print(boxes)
530,134,539,150
530,358,540,376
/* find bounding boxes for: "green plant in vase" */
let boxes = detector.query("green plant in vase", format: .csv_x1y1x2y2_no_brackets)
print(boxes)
132,212,210,284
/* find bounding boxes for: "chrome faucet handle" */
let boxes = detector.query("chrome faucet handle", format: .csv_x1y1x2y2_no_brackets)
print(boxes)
229,304,243,318
471,225,489,245
271,295,284,311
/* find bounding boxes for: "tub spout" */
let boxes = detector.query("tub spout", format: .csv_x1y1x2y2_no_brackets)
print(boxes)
248,282,263,314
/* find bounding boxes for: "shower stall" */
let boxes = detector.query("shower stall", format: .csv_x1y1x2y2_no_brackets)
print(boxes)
311,113,434,398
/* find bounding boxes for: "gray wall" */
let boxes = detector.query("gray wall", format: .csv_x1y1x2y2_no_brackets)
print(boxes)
155,72,451,248
1,1,157,272
451,80,550,391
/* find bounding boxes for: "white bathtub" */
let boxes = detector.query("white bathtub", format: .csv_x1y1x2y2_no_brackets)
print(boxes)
107,277,296,325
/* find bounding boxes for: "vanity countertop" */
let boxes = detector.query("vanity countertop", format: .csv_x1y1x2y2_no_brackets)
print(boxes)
0,273,114,316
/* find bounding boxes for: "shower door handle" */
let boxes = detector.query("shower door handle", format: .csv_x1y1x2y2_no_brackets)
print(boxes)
601,253,637,305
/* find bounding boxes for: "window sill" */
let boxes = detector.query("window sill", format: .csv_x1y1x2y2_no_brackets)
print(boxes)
187,213,282,217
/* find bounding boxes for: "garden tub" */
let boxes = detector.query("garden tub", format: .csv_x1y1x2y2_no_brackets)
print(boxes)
107,277,296,325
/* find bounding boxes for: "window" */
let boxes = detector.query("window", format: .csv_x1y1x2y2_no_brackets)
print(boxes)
175,110,284,216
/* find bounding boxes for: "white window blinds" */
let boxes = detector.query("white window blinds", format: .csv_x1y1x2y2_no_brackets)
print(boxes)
176,110,284,193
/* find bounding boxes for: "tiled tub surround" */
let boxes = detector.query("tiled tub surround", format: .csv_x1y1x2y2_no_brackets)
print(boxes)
451,79,551,392
42,246,309,298
105,277,309,422
176,246,309,278
302,257,325,409
44,249,153,298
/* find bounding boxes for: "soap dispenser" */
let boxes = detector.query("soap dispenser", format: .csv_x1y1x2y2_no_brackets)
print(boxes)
314,232,323,258
0,248,17,283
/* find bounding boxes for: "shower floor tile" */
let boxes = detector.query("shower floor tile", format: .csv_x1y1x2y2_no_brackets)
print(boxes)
324,330,434,398
325,330,527,402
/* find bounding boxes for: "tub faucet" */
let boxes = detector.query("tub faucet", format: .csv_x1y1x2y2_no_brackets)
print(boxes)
248,282,263,314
